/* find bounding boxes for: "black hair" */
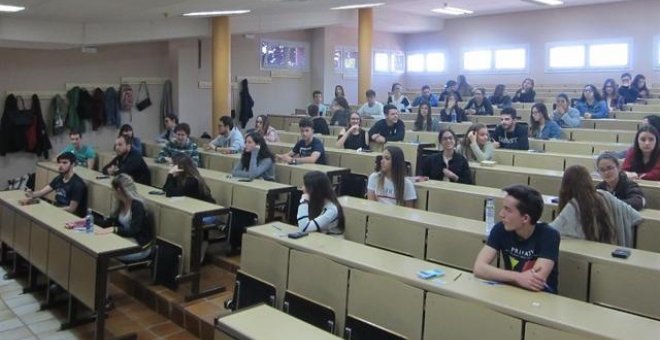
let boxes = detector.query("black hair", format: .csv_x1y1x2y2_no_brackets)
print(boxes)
644,115,660,132
118,124,134,138
219,116,234,130
312,90,322,97
391,83,402,92
299,117,314,129
307,104,320,117
68,130,82,137
57,151,77,164
174,123,191,136
621,72,632,79
502,185,544,224
414,102,432,131
493,85,505,97
631,124,660,174
165,113,179,124
500,107,517,119
240,132,275,171
303,171,345,232
422,85,431,91
366,89,376,98
437,128,456,145
334,96,350,111
580,84,603,102
383,104,398,115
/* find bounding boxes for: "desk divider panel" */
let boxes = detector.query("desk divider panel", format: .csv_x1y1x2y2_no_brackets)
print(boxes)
275,166,292,187
159,208,192,273
636,218,660,252
0,205,15,246
513,153,565,172
343,209,367,244
29,222,49,272
365,214,426,259
240,233,291,308
47,233,71,290
13,212,31,258
617,131,637,144
524,323,593,340
492,151,515,166
564,156,596,171
557,257,589,301
640,186,660,210
543,142,593,155
35,166,49,191
69,246,97,310
570,129,618,143
473,168,529,190
426,188,485,221
426,228,484,272
88,181,113,216
208,155,236,173
528,176,562,196
232,186,268,223
592,143,630,154
143,201,162,236
205,178,234,208
590,263,660,320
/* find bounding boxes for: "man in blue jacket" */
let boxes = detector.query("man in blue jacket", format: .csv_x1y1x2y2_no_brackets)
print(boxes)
494,107,529,150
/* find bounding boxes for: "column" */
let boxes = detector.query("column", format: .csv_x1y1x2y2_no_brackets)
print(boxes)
358,8,373,102
212,16,231,135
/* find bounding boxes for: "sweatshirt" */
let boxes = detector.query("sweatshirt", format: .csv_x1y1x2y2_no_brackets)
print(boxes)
102,148,151,185
368,119,406,142
494,123,529,150
231,151,275,180
297,198,342,234
210,127,245,153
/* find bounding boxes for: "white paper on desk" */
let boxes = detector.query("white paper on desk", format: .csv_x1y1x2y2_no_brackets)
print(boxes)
168,197,185,202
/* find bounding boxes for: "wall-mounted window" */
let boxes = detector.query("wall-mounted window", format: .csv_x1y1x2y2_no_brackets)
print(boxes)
261,39,309,71
374,52,390,72
406,51,446,73
334,46,358,73
546,39,632,72
373,50,405,73
654,36,660,70
461,46,528,73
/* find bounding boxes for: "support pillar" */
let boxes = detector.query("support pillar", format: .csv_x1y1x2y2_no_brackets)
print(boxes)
212,16,231,135
358,8,373,102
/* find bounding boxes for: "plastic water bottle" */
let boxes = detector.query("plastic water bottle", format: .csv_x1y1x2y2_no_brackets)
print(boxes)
485,198,495,236
85,208,94,234
451,111,457,123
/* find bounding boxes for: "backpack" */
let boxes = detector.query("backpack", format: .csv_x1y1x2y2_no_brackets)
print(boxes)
119,84,134,112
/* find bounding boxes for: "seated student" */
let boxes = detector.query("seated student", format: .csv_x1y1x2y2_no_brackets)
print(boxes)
311,90,328,116
644,114,660,132
96,174,153,262
254,114,279,143
163,154,215,203
367,146,416,207
457,123,494,162
297,171,345,234
329,96,351,127
387,83,411,113
438,80,463,102
602,79,624,113
512,78,536,103
550,165,641,248
618,73,639,104
575,85,608,119
61,130,96,169
623,125,660,181
413,102,439,132
276,118,327,165
412,85,439,107
336,112,369,150
308,104,330,135
456,75,473,98
632,74,650,99
368,104,406,145
552,93,581,128
595,152,646,211
473,185,560,293
357,89,384,119
488,84,512,108
118,124,142,155
207,116,245,154
232,132,275,180
493,107,529,150
421,129,472,184
334,85,345,98
529,103,562,140
102,135,151,185
22,152,88,217
440,94,467,123
464,88,494,115
157,113,179,144
156,123,201,167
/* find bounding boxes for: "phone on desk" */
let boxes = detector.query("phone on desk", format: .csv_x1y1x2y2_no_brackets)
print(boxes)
95,176,110,180
611,248,631,259
148,191,165,195
288,231,309,239
237,178,253,182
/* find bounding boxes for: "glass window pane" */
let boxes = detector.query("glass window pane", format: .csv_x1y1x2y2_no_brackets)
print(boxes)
589,43,628,68
260,39,308,70
334,49,341,71
407,54,424,72
374,52,390,72
344,50,358,70
391,52,405,73
549,45,585,68
463,50,492,71
495,48,526,70
426,53,445,72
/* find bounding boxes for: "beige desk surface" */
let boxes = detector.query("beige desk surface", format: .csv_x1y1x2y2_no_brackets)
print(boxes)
414,180,558,205
531,138,628,148
216,304,340,340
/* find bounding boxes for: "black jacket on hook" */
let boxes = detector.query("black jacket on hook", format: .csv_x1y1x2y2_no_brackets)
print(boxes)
239,79,254,128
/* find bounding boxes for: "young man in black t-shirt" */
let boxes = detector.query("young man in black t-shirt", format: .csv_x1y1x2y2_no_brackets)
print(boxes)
276,118,326,164
473,185,560,293
22,152,88,217
493,107,529,150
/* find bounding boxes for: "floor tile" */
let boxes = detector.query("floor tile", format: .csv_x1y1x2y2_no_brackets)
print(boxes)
0,317,24,332
0,308,16,321
5,294,38,309
37,330,79,340
19,310,55,325
12,302,41,317
149,321,182,337
27,319,61,335
0,326,34,340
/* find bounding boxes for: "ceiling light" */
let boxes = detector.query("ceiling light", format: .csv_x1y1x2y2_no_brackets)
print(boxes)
183,10,251,17
0,4,25,12
432,5,473,15
331,3,385,10
522,0,564,5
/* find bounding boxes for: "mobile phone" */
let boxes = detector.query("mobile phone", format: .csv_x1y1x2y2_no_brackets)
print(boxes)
96,176,110,180
148,191,165,195
237,178,253,182
611,248,631,259
287,231,309,239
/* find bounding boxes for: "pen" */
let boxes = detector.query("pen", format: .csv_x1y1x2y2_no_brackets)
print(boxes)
271,224,282,231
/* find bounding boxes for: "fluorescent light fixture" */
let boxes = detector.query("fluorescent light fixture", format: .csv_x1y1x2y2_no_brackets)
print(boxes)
522,0,564,6
183,10,250,16
0,4,25,12
331,3,385,10
431,5,473,15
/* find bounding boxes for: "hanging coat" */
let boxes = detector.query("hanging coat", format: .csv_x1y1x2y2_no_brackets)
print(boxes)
239,79,254,128
0,94,25,155
91,88,105,130
26,94,52,158
50,95,67,136
66,87,83,133
104,87,121,128
160,80,175,128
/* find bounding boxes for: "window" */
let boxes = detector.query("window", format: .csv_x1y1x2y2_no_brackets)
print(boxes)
426,53,446,72
548,45,585,69
463,50,492,71
261,39,309,71
406,52,446,73
374,52,390,72
343,50,358,71
373,50,405,73
407,54,425,72
546,39,631,72
391,52,405,73
495,48,526,70
657,39,660,69
589,43,628,68
461,46,528,73
334,46,357,73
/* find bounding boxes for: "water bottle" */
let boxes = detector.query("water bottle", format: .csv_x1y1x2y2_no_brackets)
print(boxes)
85,208,94,234
485,198,495,236
451,111,457,123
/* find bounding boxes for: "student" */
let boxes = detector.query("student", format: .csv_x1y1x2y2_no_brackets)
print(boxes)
156,123,200,167
254,114,279,143
336,112,369,150
489,84,512,108
312,90,328,116
413,102,439,132
473,185,559,293
334,85,345,98
438,80,462,102
618,73,639,104
550,165,641,248
368,104,405,145
622,125,660,181
118,124,142,155
297,171,345,234
632,74,650,99
232,132,275,180
529,103,562,140
644,114,660,132
61,130,96,169
387,83,410,113
157,113,179,144
163,154,215,203
412,85,439,107
440,94,467,123
456,75,473,98
357,89,384,119
512,78,536,103
308,104,330,135
276,118,326,164
457,123,494,162
367,146,416,207
329,96,350,127
464,88,493,116
102,135,151,185
207,116,245,154
595,153,646,211
421,129,472,184
602,79,623,112
22,152,87,217
552,93,581,128
575,85,608,119
97,174,153,262
493,107,529,150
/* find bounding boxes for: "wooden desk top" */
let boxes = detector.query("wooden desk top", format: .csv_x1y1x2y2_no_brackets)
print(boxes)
414,180,559,205
198,149,350,175
216,304,341,340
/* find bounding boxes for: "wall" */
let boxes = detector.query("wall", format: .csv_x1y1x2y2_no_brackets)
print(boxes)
404,0,660,89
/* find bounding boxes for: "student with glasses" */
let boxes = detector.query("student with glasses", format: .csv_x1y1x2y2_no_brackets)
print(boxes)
420,128,472,184
595,153,645,211
575,85,608,119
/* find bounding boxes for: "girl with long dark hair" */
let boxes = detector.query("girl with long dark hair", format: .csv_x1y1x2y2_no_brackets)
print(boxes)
232,132,275,180
623,125,660,181
367,146,416,207
297,171,345,234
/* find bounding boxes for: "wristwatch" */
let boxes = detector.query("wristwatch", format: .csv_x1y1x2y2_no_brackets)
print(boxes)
292,159,297,165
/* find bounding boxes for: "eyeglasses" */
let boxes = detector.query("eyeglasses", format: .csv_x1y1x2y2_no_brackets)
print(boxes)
441,136,455,141
583,89,593,93
598,165,617,173
350,117,361,121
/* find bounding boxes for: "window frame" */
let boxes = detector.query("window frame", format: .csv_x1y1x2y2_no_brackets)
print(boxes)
545,38,633,73
335,45,358,74
406,50,448,74
260,38,310,72
373,49,406,74
654,36,660,70
460,44,529,75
